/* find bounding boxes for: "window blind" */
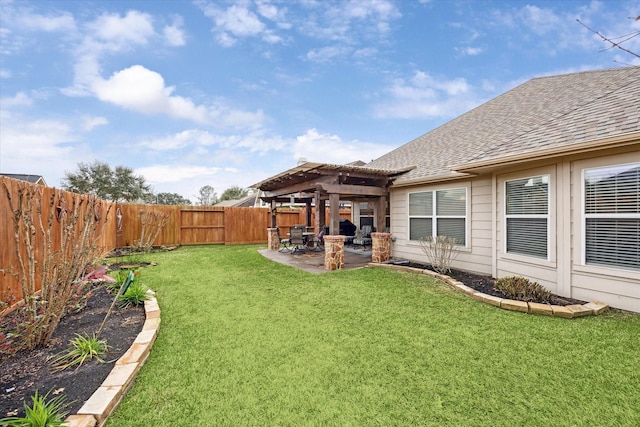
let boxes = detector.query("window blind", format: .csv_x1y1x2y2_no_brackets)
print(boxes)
584,164,640,270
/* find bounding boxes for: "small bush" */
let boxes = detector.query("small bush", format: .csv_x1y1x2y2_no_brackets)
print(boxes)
0,389,69,426
50,333,109,371
494,276,552,303
418,235,459,274
119,282,149,308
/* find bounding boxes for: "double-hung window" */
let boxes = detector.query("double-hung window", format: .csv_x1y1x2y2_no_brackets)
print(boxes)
583,163,640,270
409,188,466,245
504,175,549,259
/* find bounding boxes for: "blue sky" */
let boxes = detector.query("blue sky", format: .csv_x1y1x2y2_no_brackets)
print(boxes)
1,0,639,202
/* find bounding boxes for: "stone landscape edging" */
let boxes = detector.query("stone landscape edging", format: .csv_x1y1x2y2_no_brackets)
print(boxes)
63,290,160,427
368,263,608,318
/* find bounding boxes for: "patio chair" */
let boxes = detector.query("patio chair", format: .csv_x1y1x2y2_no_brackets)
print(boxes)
289,226,307,253
308,229,324,252
352,225,372,250
276,227,291,252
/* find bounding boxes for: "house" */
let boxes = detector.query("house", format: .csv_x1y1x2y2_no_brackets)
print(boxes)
214,192,263,207
255,66,639,312
365,66,639,313
0,173,47,186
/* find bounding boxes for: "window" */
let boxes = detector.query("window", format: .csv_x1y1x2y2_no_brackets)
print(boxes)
583,163,640,270
505,175,549,259
409,188,466,245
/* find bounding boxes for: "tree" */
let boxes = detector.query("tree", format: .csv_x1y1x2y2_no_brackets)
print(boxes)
219,185,249,202
197,185,217,205
155,192,192,205
61,161,152,202
577,16,640,60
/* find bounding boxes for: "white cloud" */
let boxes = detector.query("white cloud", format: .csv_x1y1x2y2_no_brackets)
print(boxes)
305,45,351,62
0,69,11,78
63,10,185,96
82,116,108,131
373,71,482,120
457,46,484,56
199,0,289,46
163,16,187,47
142,129,287,153
201,4,266,46
1,91,32,107
18,10,76,32
87,10,154,45
91,65,264,129
293,128,394,165
135,164,223,184
303,0,400,43
0,111,84,184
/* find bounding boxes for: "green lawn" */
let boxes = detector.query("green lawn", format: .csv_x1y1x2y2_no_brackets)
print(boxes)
106,245,640,426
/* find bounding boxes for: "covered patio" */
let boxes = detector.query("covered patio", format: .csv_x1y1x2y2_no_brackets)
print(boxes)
253,161,412,270
258,246,373,274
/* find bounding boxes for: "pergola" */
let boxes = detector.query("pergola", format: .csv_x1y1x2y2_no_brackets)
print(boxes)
252,162,413,235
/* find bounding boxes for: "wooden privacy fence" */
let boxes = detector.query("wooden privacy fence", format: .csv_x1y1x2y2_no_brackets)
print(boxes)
1,176,351,305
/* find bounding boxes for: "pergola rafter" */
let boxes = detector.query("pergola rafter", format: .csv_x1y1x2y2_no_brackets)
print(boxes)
252,162,413,235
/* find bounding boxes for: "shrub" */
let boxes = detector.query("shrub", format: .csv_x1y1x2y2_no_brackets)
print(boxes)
494,276,552,303
418,235,459,274
0,389,69,426
119,282,149,308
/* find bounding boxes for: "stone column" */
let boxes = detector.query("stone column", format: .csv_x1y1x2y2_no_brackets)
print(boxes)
267,227,280,251
324,235,345,270
371,232,392,263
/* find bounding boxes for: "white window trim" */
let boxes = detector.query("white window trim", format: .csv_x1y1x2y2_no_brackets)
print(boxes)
407,185,469,248
502,174,551,261
580,161,640,271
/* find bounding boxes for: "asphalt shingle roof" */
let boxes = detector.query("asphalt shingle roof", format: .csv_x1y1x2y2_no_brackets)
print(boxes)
367,67,640,185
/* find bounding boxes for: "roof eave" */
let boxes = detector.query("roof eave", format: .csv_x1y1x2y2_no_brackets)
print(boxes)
451,131,640,174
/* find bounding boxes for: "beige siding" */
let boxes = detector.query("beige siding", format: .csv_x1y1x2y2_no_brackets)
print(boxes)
389,176,493,275
495,164,560,293
389,144,639,313
569,150,640,313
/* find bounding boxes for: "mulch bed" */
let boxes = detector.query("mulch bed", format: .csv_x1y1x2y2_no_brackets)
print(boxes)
0,284,145,419
404,262,587,306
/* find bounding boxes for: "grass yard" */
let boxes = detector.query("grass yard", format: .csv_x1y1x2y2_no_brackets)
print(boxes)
106,245,640,426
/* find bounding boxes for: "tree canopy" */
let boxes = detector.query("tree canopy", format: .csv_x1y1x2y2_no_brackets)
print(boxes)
197,185,217,205
155,192,192,205
219,186,249,202
61,161,152,202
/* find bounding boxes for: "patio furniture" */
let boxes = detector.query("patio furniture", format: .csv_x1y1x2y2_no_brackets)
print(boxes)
308,229,325,252
276,227,291,252
352,225,372,250
289,226,307,253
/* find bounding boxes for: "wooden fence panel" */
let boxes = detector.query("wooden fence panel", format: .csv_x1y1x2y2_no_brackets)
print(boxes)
224,207,270,244
2,176,354,306
115,204,181,248
1,177,116,308
179,207,225,245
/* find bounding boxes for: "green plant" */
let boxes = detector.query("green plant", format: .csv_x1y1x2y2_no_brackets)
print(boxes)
50,333,109,372
0,389,69,426
106,270,131,293
494,275,552,303
119,282,149,308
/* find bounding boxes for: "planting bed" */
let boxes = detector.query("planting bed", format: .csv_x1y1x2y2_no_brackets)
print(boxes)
404,262,587,306
0,284,145,419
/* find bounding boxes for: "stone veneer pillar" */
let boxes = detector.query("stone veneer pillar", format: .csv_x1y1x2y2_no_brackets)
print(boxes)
371,232,392,263
267,227,280,251
324,235,345,270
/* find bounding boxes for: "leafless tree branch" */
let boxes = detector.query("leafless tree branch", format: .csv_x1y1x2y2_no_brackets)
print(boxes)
577,18,640,59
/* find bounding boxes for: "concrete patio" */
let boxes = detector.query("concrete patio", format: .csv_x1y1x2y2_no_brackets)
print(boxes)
258,246,372,274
